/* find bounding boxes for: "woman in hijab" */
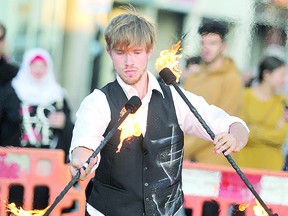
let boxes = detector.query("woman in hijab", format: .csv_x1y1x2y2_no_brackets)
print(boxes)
1,47,74,160
0,48,74,208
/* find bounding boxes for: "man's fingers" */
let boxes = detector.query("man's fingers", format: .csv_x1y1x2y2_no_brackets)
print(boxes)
78,157,98,181
213,133,237,155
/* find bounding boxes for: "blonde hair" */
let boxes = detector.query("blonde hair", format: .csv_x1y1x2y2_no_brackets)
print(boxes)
104,12,155,51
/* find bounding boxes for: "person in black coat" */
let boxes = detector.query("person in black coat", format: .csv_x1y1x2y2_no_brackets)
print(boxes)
0,22,19,85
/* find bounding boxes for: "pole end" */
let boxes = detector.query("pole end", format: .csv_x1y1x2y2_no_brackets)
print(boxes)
159,68,177,85
125,96,142,113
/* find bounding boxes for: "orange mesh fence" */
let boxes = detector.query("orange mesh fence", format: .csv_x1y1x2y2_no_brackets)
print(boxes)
182,161,288,216
3,149,288,215
0,147,92,216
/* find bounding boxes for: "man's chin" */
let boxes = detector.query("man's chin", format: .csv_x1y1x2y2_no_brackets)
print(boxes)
123,77,138,86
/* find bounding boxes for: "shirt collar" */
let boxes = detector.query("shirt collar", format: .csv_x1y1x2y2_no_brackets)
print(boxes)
116,71,164,99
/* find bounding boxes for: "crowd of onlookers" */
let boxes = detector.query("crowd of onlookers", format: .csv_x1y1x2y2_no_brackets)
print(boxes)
2,19,287,173
181,20,288,172
179,19,288,216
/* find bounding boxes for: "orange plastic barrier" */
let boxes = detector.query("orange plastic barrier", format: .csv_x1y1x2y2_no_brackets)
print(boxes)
0,147,91,216
182,161,288,216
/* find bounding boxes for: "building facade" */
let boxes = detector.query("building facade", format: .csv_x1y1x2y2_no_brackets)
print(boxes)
0,0,287,116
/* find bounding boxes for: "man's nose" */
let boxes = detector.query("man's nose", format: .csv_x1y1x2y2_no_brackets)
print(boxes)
125,53,134,65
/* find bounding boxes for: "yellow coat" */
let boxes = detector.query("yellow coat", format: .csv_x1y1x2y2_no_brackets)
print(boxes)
183,57,243,165
234,88,288,171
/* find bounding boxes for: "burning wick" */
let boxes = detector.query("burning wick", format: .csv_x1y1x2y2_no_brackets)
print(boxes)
6,202,49,216
155,40,183,83
238,203,249,212
238,199,271,216
116,107,142,153
253,199,270,216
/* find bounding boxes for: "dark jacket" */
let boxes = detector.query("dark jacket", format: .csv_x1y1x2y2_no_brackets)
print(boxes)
0,84,74,163
0,56,19,85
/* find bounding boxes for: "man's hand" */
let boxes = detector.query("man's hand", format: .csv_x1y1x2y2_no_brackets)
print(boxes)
213,122,249,156
213,132,237,155
70,147,98,181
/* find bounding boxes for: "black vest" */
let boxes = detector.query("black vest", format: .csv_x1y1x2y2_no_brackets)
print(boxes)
88,80,184,216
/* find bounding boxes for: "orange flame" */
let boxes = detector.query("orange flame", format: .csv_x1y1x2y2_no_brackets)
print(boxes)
253,199,269,216
6,202,49,216
116,107,142,153
155,40,183,83
238,198,270,216
238,203,249,211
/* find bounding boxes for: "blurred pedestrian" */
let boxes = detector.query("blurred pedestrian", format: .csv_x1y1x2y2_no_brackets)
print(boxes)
183,20,244,166
0,22,19,86
0,48,74,209
234,56,288,170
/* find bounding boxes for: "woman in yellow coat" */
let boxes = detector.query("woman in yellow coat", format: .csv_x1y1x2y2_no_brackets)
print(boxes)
234,56,288,170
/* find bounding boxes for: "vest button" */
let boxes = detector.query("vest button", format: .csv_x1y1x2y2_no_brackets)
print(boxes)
145,197,149,202
143,150,148,155
144,166,148,171
144,182,148,186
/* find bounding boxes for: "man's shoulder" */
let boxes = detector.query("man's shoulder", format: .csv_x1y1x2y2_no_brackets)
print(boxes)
0,83,16,100
0,57,19,70
0,82,14,91
223,57,241,72
0,57,19,84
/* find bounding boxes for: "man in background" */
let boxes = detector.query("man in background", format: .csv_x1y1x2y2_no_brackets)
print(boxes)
0,22,19,86
183,20,243,166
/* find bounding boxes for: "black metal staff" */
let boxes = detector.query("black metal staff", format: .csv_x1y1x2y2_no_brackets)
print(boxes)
44,96,142,216
159,67,278,216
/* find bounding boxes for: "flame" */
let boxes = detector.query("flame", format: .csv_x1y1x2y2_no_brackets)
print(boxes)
116,107,142,153
238,203,249,211
155,40,183,83
253,199,269,216
6,203,49,216
238,199,270,216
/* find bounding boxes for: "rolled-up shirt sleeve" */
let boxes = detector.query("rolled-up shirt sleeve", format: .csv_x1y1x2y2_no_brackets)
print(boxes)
69,89,111,159
173,86,249,140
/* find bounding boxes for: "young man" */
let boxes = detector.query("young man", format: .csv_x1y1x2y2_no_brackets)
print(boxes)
183,20,244,166
69,13,249,216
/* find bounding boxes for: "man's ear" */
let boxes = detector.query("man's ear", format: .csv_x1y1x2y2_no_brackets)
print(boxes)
263,69,270,81
106,47,111,57
221,43,227,53
147,48,153,58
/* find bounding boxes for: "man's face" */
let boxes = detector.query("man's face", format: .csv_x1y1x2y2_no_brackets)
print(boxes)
108,45,152,86
200,33,226,64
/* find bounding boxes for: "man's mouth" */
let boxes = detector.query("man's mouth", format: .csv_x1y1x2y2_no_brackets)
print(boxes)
125,69,137,75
